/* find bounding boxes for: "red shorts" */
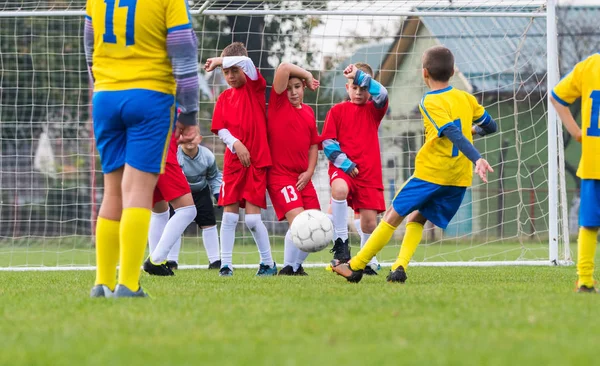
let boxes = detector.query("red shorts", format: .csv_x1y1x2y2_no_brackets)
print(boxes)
268,178,321,221
219,165,267,209
153,161,191,206
329,166,385,213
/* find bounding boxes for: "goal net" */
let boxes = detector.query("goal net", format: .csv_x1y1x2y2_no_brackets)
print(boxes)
0,0,573,270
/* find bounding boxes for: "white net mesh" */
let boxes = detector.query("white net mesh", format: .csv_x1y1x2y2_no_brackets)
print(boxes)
0,0,582,269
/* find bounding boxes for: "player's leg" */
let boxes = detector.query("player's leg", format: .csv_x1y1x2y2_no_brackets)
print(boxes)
359,209,379,275
165,205,180,270
280,207,304,276
386,211,428,283
576,179,600,292
354,211,363,241
220,203,239,277
292,182,321,276
90,91,127,298
193,187,221,269
244,166,276,276
148,200,169,255
115,89,174,297
330,173,352,262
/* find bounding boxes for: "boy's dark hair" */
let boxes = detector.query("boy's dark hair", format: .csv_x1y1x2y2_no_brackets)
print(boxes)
354,62,374,77
422,46,455,82
221,42,248,57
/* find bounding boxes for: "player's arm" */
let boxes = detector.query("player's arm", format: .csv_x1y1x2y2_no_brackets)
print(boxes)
83,0,94,82
470,98,498,137
344,65,388,109
550,60,585,142
205,56,258,81
205,152,223,201
321,109,357,176
273,62,319,94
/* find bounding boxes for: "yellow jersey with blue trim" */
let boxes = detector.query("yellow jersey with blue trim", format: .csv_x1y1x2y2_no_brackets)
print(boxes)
415,86,486,187
85,0,192,94
552,53,600,180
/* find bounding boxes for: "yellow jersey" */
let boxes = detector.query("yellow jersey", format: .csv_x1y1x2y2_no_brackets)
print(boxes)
552,53,600,180
415,86,487,187
85,0,191,94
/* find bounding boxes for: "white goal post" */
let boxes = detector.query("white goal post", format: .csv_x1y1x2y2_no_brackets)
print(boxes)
0,0,574,270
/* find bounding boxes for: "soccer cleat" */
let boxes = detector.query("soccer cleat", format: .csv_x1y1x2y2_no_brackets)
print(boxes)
166,260,178,270
330,260,363,283
143,257,175,276
90,285,113,298
278,265,295,276
576,285,598,293
208,260,222,270
114,284,149,298
330,238,351,263
256,262,278,276
363,265,378,276
294,265,308,276
219,265,233,277
387,266,407,283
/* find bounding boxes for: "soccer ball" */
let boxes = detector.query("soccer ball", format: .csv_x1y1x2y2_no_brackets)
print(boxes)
290,210,334,253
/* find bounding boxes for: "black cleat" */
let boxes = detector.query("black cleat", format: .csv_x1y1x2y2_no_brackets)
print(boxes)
208,260,222,270
363,265,378,276
294,265,308,276
331,260,363,283
143,257,175,276
330,238,351,263
219,265,233,277
278,265,295,276
166,260,178,270
386,266,407,283
577,285,598,293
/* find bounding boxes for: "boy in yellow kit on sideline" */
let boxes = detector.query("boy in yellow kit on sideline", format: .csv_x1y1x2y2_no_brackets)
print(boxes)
332,45,496,283
550,52,600,293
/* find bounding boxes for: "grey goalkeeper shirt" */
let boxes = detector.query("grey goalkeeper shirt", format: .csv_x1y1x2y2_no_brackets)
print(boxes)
177,145,223,195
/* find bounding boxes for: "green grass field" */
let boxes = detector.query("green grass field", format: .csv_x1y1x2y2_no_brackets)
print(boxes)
1,265,599,366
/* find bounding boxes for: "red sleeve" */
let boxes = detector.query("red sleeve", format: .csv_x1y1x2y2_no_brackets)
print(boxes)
321,106,339,141
210,96,225,135
268,88,288,113
369,99,389,126
246,70,267,94
307,107,320,145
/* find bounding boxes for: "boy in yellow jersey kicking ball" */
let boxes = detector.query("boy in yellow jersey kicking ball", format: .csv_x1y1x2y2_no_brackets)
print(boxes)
84,0,199,297
332,46,496,283
550,52,600,293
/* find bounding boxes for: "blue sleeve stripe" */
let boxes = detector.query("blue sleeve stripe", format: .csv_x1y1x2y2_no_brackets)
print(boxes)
474,111,490,124
437,121,454,137
355,70,365,85
167,23,192,33
420,99,440,129
85,15,92,20
551,90,571,106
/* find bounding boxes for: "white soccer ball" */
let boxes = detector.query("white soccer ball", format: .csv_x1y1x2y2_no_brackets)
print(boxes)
290,210,334,253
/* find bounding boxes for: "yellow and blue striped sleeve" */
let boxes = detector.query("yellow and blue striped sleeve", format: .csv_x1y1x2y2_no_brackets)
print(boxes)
420,96,454,136
468,93,491,126
552,58,586,106
166,0,192,31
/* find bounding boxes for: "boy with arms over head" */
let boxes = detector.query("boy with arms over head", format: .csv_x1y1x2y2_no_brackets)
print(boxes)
267,62,320,276
85,0,199,297
550,52,600,292
205,42,275,276
332,45,496,283
321,62,388,275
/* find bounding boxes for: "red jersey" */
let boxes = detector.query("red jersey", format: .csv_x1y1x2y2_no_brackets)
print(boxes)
267,90,319,179
211,72,272,170
321,100,388,189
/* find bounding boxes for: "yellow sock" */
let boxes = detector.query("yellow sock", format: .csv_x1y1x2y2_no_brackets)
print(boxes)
351,220,396,271
118,207,151,292
392,222,424,271
95,217,120,289
577,227,598,288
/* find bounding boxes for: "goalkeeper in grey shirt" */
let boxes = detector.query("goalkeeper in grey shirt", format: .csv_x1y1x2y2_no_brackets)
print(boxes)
169,132,223,269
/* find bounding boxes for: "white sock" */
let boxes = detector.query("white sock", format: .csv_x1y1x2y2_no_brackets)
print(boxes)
354,218,363,237
331,198,349,241
245,213,274,267
361,232,379,266
167,236,181,262
220,212,239,268
202,225,220,263
148,210,169,254
284,230,297,268
293,249,309,271
150,205,196,263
